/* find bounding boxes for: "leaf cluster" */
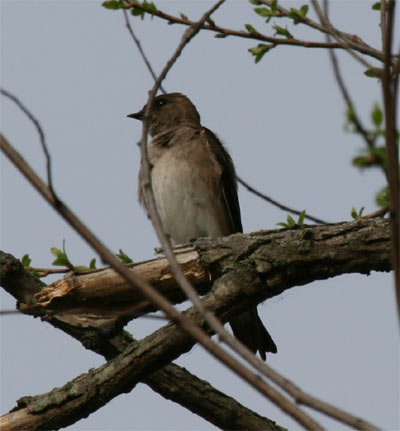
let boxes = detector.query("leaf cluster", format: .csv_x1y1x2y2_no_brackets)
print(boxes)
20,243,136,278
102,0,157,19
247,1,309,62
277,210,306,228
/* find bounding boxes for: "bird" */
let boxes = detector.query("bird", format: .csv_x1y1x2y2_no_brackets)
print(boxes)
128,92,277,360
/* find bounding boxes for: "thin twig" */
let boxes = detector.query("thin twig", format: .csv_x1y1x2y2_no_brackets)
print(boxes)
326,50,376,149
311,0,374,69
359,207,389,220
380,0,400,326
322,1,374,149
253,362,381,431
122,9,166,94
0,309,21,316
0,88,59,201
237,176,328,225
321,1,386,179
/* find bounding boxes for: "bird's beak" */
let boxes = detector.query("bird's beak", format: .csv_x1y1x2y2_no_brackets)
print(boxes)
127,109,144,120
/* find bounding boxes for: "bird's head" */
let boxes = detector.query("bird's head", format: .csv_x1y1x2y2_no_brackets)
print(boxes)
128,93,201,136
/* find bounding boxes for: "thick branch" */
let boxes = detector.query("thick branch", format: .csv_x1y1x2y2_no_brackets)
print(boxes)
16,218,392,323
2,262,303,430
0,251,284,431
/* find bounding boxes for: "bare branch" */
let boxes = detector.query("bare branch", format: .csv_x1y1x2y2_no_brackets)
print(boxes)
322,0,374,148
0,88,58,200
122,9,166,94
237,176,328,224
321,0,386,181
310,0,374,69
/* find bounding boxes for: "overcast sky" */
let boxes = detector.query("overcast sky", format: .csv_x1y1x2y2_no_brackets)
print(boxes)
1,1,399,430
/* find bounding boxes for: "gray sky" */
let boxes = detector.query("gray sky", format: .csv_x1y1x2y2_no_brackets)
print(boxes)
1,1,398,429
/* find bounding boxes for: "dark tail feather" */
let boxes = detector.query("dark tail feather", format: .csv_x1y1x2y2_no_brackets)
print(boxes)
229,307,277,361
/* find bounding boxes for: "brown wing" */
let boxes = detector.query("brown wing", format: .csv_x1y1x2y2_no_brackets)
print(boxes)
203,128,243,234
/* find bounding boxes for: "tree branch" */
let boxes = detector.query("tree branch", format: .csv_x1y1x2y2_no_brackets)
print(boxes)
9,218,391,326
122,9,166,94
1,226,387,431
0,88,58,199
237,176,328,224
0,252,283,431
1,252,319,430
123,2,385,62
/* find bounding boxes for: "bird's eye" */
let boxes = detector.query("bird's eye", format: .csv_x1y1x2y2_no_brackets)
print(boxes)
156,98,166,107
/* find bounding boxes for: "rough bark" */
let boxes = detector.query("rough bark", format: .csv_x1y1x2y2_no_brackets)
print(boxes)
0,251,284,431
22,219,392,326
0,218,392,430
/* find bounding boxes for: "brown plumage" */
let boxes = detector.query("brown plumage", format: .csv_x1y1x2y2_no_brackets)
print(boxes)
128,93,277,360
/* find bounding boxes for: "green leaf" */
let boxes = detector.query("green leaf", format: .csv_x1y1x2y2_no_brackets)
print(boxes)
277,222,289,228
180,13,188,20
352,155,369,168
345,103,356,123
131,7,145,19
51,251,70,267
254,7,272,18
300,4,309,17
288,7,307,24
272,24,293,39
21,254,31,267
351,207,365,220
249,0,261,4
298,210,306,225
89,258,97,269
376,187,389,207
277,212,304,229
245,24,257,34
215,33,228,38
117,249,133,264
371,146,387,168
364,68,383,79
372,2,381,10
270,0,278,13
344,103,363,133
206,17,216,26
102,0,122,10
248,43,271,63
286,215,296,226
371,103,383,128
142,0,157,14
27,268,42,279
51,240,72,267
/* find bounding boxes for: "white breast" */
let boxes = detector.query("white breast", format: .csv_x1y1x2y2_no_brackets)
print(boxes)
150,139,230,244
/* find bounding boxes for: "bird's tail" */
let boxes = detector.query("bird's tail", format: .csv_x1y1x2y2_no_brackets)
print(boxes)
229,307,277,361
